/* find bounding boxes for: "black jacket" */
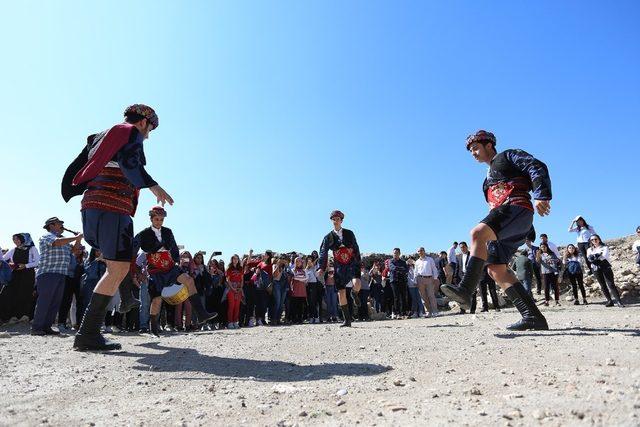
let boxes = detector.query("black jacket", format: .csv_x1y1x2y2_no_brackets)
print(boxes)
318,228,361,271
134,227,179,263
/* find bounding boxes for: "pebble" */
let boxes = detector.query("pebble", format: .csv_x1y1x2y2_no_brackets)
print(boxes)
336,400,346,407
298,411,308,417
336,388,348,396
606,359,616,366
0,332,11,338
390,405,407,412
468,387,482,396
393,379,405,387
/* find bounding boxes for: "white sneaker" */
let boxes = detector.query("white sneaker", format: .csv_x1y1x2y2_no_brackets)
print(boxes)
257,319,263,326
227,322,234,329
314,317,320,324
234,322,240,329
248,317,256,327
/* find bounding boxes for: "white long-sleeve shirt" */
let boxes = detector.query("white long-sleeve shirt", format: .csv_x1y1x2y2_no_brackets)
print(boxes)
2,246,40,268
414,256,439,277
448,246,457,263
569,225,596,243
587,245,611,263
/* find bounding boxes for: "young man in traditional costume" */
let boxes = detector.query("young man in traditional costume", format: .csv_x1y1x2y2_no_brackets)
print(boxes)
317,210,362,327
135,206,217,336
441,130,552,331
62,104,173,350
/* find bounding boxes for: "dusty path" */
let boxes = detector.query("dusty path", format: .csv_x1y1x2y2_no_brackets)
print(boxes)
1,300,639,427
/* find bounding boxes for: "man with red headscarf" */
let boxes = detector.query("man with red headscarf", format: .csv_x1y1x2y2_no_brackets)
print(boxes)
441,130,552,331
62,104,174,351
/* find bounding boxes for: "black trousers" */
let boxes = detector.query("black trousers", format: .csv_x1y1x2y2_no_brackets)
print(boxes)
306,282,322,319
391,280,408,315
58,276,82,326
471,277,500,312
542,273,559,302
254,289,268,322
533,263,542,293
577,242,593,273
594,267,621,303
290,296,306,323
358,289,370,320
240,283,256,325
567,271,587,300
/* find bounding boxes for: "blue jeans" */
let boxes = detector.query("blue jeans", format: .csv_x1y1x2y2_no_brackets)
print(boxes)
409,286,424,316
270,280,287,323
32,273,66,331
139,281,150,329
324,285,338,318
521,278,532,296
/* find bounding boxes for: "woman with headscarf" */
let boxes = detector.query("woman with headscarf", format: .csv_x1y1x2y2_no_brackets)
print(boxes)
1,233,40,321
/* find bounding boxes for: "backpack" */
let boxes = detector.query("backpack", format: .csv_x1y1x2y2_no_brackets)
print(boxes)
567,260,581,275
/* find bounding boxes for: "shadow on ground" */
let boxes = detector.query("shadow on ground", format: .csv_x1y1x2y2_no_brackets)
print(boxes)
495,326,640,339
108,342,391,382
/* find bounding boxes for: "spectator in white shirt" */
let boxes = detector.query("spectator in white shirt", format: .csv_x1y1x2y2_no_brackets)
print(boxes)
446,242,458,284
414,247,440,317
568,216,596,274
587,234,624,308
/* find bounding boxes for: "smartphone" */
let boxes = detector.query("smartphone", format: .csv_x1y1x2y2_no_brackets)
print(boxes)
212,251,222,256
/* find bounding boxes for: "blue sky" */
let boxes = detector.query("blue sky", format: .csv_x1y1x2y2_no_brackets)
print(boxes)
1,1,638,258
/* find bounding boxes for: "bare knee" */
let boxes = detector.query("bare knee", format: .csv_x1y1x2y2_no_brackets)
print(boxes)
470,224,490,243
106,261,130,280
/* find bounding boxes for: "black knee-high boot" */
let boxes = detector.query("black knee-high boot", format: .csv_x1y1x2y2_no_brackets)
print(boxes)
74,293,122,351
441,256,485,310
504,283,549,331
189,294,217,325
339,304,351,327
117,273,141,314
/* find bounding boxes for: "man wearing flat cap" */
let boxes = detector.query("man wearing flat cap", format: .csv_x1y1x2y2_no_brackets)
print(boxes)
61,104,174,351
31,217,83,336
317,210,362,327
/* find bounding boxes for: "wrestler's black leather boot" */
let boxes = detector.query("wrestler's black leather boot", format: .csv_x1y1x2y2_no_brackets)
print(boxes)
504,283,549,331
441,256,485,310
339,305,352,327
74,293,122,351
150,314,161,337
189,294,218,324
117,273,141,314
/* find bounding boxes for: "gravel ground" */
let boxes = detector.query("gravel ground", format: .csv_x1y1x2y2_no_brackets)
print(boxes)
1,299,639,427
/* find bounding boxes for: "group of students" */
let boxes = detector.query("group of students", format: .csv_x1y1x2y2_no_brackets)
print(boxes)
2,217,633,334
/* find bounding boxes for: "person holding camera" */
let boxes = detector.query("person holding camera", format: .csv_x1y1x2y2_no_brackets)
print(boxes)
587,234,624,308
562,244,588,305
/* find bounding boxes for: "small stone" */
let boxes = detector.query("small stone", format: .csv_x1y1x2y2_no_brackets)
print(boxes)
409,377,417,382
469,387,482,396
390,405,407,412
606,359,616,366
393,379,405,387
336,400,346,406
377,412,383,417
532,410,545,420
336,388,348,396
479,411,487,416
0,332,11,338
298,411,308,417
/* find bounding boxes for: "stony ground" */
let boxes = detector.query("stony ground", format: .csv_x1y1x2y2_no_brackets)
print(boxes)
1,298,639,427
